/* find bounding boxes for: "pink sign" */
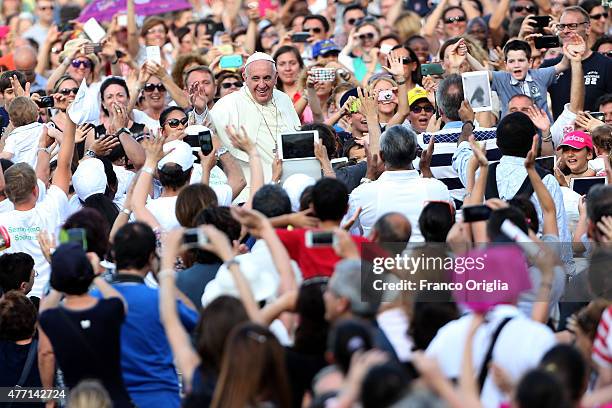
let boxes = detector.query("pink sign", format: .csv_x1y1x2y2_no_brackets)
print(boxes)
78,0,192,23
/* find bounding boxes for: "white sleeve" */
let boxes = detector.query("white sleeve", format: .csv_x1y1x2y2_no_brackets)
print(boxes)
212,184,233,206
3,134,15,154
550,104,576,149
38,185,69,227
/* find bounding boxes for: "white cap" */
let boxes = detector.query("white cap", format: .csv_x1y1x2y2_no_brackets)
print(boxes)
282,173,316,212
158,140,195,171
72,158,107,201
244,52,276,68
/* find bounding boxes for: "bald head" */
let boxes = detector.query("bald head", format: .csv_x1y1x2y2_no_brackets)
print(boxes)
14,46,37,82
371,212,412,246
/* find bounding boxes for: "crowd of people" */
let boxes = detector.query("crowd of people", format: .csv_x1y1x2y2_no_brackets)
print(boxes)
0,0,611,406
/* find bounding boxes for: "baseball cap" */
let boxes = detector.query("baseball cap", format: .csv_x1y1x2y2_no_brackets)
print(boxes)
158,140,195,171
557,130,593,151
245,52,276,68
72,158,107,201
312,40,341,58
50,242,95,295
408,87,430,106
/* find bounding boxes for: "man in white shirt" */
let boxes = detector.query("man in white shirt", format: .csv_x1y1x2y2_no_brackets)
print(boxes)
0,112,75,298
210,52,301,187
344,125,452,242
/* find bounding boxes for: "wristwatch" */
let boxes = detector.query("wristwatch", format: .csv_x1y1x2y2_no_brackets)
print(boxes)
115,127,132,138
215,147,229,158
84,149,96,158
360,177,372,184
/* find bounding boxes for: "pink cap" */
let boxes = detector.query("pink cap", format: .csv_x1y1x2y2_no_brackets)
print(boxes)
557,130,593,151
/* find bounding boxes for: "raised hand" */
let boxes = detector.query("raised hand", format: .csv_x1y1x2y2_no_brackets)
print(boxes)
357,87,378,119
230,206,273,239
141,133,166,164
226,125,255,154
469,135,488,167
91,135,120,156
525,106,550,132
575,111,604,132
459,99,475,123
420,135,435,178
524,135,538,169
383,51,405,78
75,123,95,144
447,38,467,69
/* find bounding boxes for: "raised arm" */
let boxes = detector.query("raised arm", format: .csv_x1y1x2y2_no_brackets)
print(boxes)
36,25,60,75
567,36,585,114
525,136,558,236
126,0,139,58
358,87,381,155
305,72,325,124
217,147,247,201
132,137,164,229
107,105,146,169
422,0,449,55
52,108,75,194
145,62,190,108
226,125,261,208
386,52,410,127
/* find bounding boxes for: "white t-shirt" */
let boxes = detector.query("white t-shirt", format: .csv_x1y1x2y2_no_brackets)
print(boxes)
3,122,45,168
0,179,47,213
146,196,179,231
0,185,68,297
113,165,136,208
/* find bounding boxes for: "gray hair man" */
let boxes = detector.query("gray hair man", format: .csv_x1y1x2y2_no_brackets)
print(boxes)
344,125,452,242
210,52,301,199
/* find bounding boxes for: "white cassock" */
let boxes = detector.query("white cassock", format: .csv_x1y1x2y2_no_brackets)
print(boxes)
210,86,301,199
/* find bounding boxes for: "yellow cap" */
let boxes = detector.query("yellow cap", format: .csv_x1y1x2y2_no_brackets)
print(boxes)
408,87,429,106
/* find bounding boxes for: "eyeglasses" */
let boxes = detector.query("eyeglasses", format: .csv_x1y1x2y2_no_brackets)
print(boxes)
557,21,589,31
144,83,166,92
59,87,79,96
164,117,188,128
444,15,467,24
590,12,609,20
221,81,243,89
304,26,323,34
358,32,375,41
401,57,412,64
347,17,362,25
410,105,434,113
71,59,92,69
511,5,536,13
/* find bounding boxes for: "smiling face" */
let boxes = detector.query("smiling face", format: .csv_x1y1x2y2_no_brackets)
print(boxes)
143,76,166,110
350,111,369,133
303,17,327,42
373,80,397,116
561,146,593,174
67,55,92,83
558,10,591,44
407,37,430,64
505,49,530,81
145,23,167,47
409,100,434,133
219,76,242,98
185,69,216,107
443,8,467,38
588,6,608,35
244,60,277,104
56,78,79,104
276,51,301,85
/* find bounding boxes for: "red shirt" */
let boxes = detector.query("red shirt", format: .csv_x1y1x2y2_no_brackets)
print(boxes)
276,228,371,279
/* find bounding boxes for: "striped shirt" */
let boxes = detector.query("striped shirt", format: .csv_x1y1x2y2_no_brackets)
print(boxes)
593,305,612,369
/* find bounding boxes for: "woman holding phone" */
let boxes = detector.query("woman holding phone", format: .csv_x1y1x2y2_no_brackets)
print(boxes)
339,18,384,84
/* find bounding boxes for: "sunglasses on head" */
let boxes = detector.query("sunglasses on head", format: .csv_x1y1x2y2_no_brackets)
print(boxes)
590,12,609,20
358,32,375,41
144,83,166,92
164,117,188,128
410,105,434,113
221,81,243,89
59,87,79,96
512,5,536,13
444,15,467,24
71,59,92,69
304,26,323,33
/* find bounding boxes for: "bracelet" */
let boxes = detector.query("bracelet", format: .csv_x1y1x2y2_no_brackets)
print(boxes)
142,166,155,175
122,208,132,216
158,268,176,280
224,258,240,269
37,146,51,155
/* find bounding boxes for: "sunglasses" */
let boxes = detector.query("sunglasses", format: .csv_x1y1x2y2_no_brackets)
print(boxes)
221,81,243,89
144,83,166,92
401,57,413,64
444,15,467,24
512,5,536,12
347,18,361,25
358,32,375,41
39,5,54,10
304,26,323,33
164,117,188,128
71,59,92,69
410,105,434,113
590,12,609,20
59,87,79,96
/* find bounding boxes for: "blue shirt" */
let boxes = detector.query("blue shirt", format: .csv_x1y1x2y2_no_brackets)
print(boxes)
492,67,556,119
92,275,198,408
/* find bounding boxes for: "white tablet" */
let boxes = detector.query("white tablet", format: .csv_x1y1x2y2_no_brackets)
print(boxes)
461,71,493,112
570,176,607,196
277,130,319,161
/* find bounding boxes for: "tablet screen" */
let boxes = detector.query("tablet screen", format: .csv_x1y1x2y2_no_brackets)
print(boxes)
281,132,316,160
571,177,606,196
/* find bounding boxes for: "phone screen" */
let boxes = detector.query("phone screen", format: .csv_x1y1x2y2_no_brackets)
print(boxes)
571,177,606,196
199,131,213,155
310,231,334,246
462,205,492,223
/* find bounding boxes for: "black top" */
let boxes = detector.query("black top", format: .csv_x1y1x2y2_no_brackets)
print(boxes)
39,298,132,408
285,347,327,408
541,52,612,119
0,340,44,408
335,161,367,193
94,122,146,165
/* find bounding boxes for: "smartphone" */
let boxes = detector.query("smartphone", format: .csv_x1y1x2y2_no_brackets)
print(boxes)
83,17,107,43
311,68,336,82
58,22,74,32
291,32,311,43
117,14,128,27
331,157,348,169
219,54,243,69
534,35,560,49
59,228,88,251
89,43,103,53
462,204,492,223
146,46,162,65
36,96,55,108
380,43,393,55
590,111,605,121
199,130,213,155
305,230,337,248
349,98,361,113
421,63,444,76
378,89,394,102
529,15,552,28
183,228,208,249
